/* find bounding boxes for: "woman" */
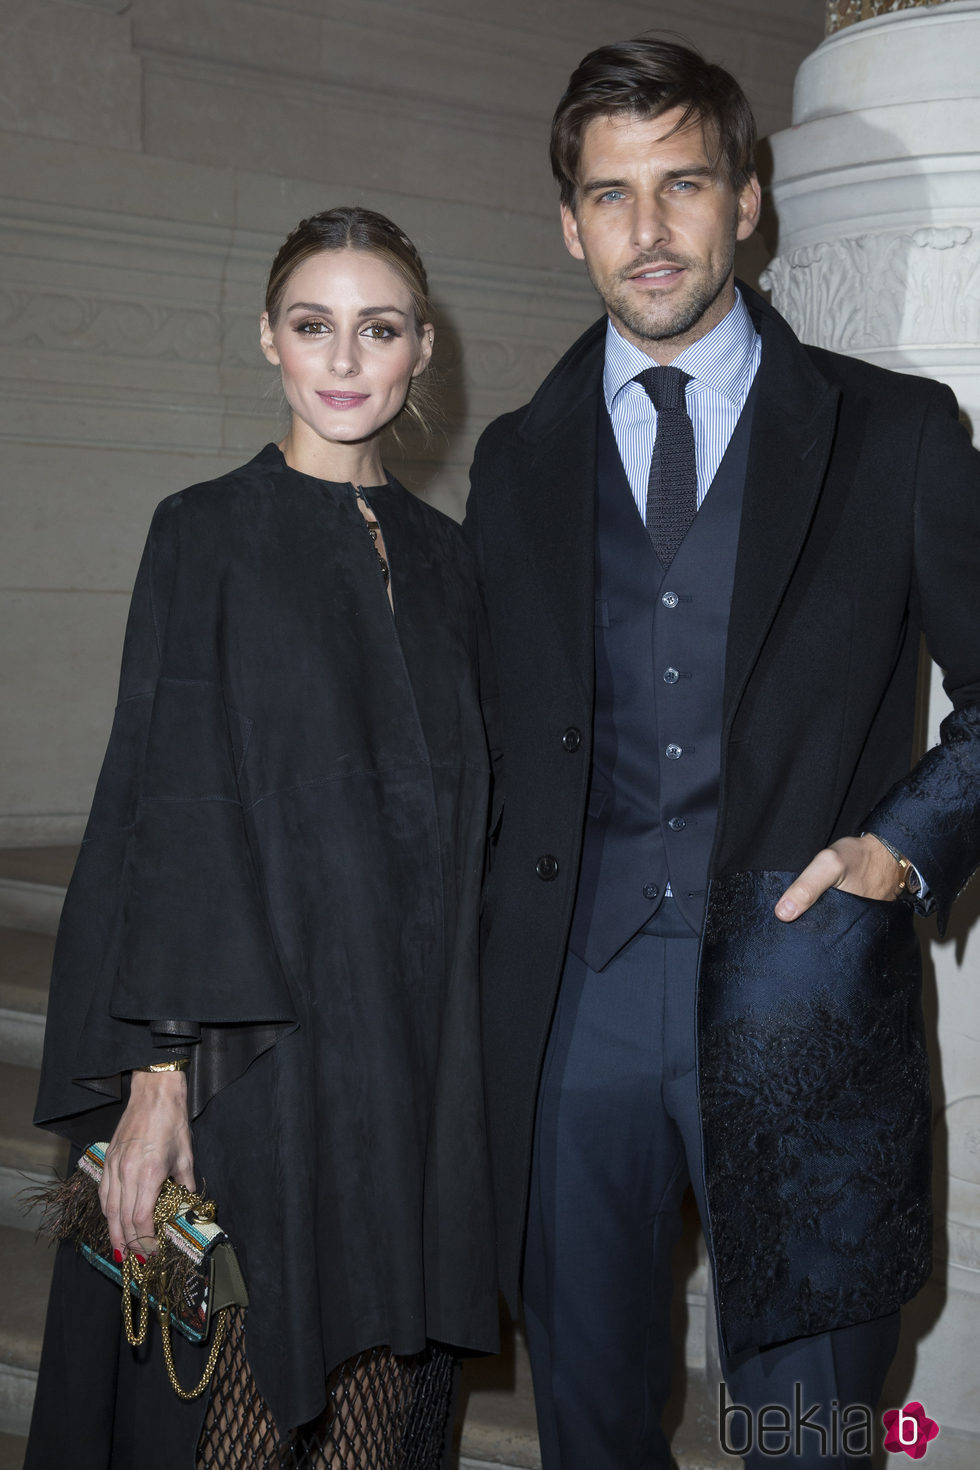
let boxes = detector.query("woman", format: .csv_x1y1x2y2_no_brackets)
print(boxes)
26,207,498,1469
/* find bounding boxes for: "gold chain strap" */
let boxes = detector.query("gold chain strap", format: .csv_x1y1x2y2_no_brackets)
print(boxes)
153,1177,213,1229
159,1305,229,1400
121,1253,150,1347
119,1177,225,1397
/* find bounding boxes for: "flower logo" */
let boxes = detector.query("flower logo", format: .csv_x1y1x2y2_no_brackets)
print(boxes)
882,1402,939,1459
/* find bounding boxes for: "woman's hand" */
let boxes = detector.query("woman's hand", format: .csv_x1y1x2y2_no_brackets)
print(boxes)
99,1069,195,1261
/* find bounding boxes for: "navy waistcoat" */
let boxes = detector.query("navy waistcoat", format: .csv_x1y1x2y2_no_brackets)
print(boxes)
568,389,756,970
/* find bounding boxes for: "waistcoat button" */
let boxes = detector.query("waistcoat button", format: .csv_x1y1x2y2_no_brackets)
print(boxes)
535,854,559,881
642,883,660,900
663,667,679,684
668,817,686,831
665,743,683,759
562,727,582,752
661,591,679,609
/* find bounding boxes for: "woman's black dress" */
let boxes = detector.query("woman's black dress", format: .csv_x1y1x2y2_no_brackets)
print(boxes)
25,445,498,1467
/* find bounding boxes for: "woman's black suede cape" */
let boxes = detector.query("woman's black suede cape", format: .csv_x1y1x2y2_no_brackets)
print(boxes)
28,445,498,1464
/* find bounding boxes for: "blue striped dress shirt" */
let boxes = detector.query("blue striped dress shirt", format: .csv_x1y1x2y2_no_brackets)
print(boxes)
603,289,762,521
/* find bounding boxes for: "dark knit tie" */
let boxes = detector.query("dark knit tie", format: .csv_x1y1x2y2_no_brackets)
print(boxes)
635,366,696,567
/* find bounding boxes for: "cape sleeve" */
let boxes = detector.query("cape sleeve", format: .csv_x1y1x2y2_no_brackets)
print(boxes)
463,446,505,854
34,495,296,1144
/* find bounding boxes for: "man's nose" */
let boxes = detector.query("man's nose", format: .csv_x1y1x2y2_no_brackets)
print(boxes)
631,197,669,253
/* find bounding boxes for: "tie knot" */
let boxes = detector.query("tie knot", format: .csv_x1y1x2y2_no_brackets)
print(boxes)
634,365,690,412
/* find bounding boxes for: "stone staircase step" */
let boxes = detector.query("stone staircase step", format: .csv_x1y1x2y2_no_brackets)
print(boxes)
456,1317,731,1470
459,1322,540,1468
0,931,54,1070
0,852,76,890
0,931,54,1017
0,1430,27,1470
0,1066,64,1176
0,1226,55,1436
0,1064,68,1230
0,850,75,937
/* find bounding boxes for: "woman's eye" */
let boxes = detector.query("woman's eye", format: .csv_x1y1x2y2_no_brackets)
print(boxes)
296,319,329,335
363,322,397,340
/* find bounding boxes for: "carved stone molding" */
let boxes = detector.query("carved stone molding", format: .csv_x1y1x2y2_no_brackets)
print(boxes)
462,337,562,394
0,288,222,362
0,284,570,406
827,0,956,35
760,227,980,352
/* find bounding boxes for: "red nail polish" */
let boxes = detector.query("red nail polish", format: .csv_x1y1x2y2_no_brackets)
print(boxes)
135,1253,147,1265
113,1249,123,1263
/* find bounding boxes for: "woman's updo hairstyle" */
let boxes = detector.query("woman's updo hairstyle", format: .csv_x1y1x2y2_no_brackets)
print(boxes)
265,206,436,436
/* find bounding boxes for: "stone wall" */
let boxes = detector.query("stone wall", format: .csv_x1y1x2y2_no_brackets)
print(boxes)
0,0,825,839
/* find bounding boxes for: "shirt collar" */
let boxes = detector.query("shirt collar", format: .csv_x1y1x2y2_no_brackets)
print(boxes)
603,288,759,412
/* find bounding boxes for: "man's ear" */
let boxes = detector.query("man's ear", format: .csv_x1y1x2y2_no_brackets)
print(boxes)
736,174,762,241
561,201,585,261
259,312,280,366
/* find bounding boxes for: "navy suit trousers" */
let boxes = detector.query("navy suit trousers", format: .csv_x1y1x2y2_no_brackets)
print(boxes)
522,902,899,1469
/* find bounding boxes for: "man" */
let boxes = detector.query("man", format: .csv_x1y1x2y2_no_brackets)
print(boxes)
464,37,980,1470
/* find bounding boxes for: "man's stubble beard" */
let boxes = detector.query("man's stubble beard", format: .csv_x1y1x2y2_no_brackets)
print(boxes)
589,221,739,348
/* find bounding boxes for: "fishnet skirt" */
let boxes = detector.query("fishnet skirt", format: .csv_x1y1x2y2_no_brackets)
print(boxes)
197,1310,456,1470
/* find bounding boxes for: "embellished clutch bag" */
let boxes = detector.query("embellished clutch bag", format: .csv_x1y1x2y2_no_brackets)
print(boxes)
34,1141,248,1399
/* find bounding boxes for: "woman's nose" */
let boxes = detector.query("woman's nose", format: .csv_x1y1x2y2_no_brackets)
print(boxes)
327,335,360,377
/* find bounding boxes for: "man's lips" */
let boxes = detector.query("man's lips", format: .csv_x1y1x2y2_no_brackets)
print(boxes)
316,391,369,409
626,262,686,285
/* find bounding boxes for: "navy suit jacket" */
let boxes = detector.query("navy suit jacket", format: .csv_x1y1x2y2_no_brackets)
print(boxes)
465,284,980,1355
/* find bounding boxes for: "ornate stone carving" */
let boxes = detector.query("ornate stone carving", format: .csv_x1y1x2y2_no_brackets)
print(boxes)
760,227,980,353
0,288,222,362
464,337,561,393
222,312,562,397
827,0,956,36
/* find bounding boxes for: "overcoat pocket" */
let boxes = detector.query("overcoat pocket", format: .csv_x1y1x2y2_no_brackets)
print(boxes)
698,870,931,1358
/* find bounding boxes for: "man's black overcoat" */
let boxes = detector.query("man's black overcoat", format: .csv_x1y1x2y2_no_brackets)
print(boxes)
464,287,980,1358
31,445,498,1458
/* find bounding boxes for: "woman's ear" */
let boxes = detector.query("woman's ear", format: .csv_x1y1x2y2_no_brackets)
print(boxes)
413,323,435,377
259,312,280,366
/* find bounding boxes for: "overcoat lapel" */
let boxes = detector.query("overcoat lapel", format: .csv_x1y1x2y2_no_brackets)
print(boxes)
504,296,842,723
723,297,842,720
511,322,605,700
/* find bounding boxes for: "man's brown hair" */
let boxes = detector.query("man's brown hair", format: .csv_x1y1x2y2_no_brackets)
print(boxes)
550,38,758,209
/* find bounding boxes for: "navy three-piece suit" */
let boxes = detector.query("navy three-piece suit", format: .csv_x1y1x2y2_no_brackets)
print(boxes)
464,284,980,1463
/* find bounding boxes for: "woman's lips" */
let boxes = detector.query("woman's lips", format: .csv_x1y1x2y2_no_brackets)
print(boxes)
317,391,369,409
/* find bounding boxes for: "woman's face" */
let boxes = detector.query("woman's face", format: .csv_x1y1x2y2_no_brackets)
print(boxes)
260,249,433,455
